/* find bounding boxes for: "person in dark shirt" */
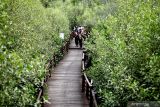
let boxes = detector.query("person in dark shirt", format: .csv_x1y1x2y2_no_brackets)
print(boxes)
78,29,83,48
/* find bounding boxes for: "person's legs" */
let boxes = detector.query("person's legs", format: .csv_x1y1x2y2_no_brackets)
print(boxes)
79,39,82,48
75,37,78,47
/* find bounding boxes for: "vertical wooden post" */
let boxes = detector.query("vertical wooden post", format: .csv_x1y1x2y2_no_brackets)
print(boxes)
66,43,67,53
82,74,85,92
54,54,56,67
41,86,44,107
86,83,89,99
67,41,69,52
89,86,93,107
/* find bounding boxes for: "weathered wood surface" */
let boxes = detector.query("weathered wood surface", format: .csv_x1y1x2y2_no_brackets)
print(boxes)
44,40,89,107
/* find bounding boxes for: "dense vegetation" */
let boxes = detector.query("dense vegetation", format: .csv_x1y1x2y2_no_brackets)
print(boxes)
84,0,160,107
0,0,71,106
1,0,160,106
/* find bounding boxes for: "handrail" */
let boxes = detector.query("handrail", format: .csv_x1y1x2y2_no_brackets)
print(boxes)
92,90,98,107
82,50,98,107
37,89,43,101
36,40,70,106
82,72,98,107
36,80,44,107
84,73,92,87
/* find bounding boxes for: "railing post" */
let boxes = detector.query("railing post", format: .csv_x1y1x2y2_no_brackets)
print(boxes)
86,82,89,99
90,86,93,107
68,41,69,52
63,45,64,55
82,74,85,92
54,55,56,67
66,41,68,53
41,86,44,107
48,59,52,77
67,41,69,52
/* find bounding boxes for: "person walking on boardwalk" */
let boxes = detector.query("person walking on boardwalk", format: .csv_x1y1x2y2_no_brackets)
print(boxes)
74,31,79,47
78,29,83,48
70,27,79,47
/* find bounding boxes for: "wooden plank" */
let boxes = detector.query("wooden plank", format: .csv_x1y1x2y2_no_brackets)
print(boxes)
44,40,89,107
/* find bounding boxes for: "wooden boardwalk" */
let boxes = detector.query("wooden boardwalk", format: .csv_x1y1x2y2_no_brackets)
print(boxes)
44,40,89,107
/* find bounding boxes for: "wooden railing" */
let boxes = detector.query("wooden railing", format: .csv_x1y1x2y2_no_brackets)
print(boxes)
82,50,98,107
36,40,70,106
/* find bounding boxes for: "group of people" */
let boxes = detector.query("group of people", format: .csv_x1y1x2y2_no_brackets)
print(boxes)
70,26,87,48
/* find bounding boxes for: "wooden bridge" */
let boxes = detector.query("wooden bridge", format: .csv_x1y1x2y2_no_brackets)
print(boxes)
44,39,89,107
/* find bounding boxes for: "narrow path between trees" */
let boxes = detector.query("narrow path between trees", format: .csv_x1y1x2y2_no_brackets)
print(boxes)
44,39,89,107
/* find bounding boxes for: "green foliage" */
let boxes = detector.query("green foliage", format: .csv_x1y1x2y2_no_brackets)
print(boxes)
0,0,70,106
85,0,160,106
1,0,160,106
